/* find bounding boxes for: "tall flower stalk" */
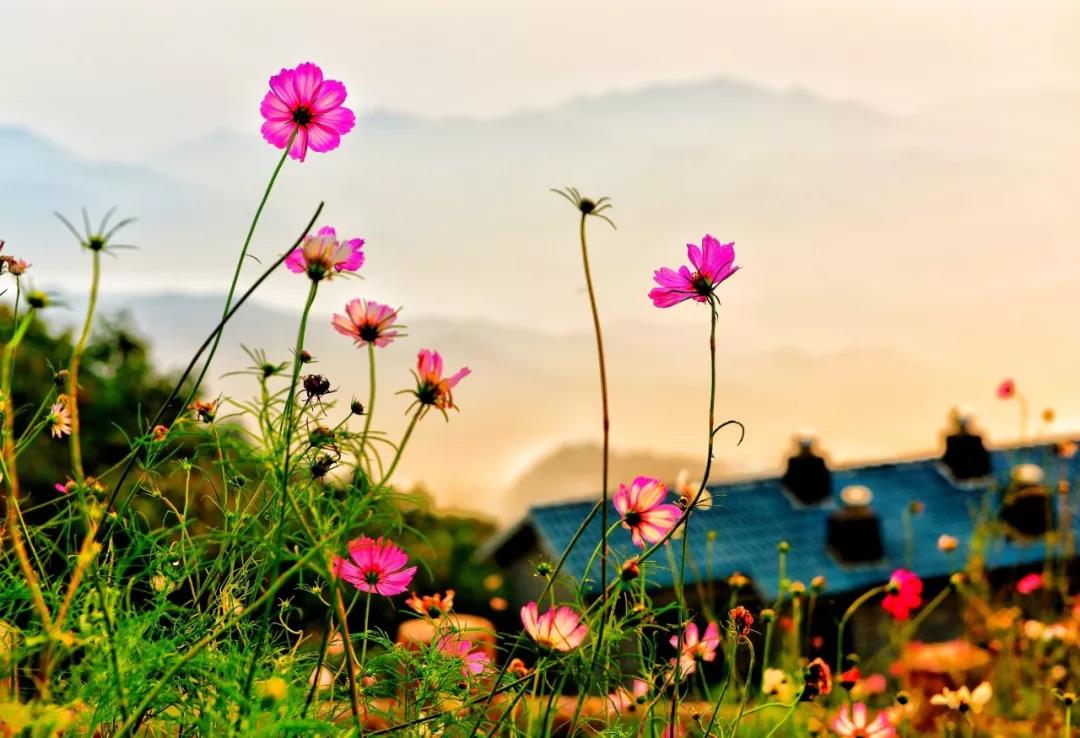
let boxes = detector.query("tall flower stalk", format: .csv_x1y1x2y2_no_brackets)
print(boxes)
53,208,136,484
552,186,616,671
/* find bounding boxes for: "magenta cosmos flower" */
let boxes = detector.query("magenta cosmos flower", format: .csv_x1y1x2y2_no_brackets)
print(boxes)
881,569,923,621
331,536,416,596
260,62,356,162
649,235,739,308
996,378,1016,399
411,349,471,411
1016,572,1044,595
437,635,491,678
286,226,364,281
670,620,720,678
520,601,588,652
332,299,401,348
613,476,681,548
831,703,895,738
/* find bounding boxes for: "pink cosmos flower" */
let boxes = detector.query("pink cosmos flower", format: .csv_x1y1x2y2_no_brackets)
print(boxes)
607,678,650,715
260,62,356,162
411,349,471,411
649,235,739,308
436,635,490,678
286,226,364,281
332,299,401,348
613,476,681,548
1016,572,1044,595
670,620,720,678
831,703,895,738
48,399,71,439
520,602,588,652
882,569,923,621
331,536,417,596
996,378,1016,399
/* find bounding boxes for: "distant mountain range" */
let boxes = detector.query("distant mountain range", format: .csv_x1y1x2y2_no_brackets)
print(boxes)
6,77,1080,522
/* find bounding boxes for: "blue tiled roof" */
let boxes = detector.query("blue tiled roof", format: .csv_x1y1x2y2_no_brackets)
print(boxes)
527,443,1079,600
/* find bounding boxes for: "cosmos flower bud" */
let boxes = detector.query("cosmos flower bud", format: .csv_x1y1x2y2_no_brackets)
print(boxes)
534,561,553,577
728,606,754,637
777,541,790,554
760,608,776,623
621,558,640,582
350,399,365,415
299,350,313,364
302,374,331,398
811,575,826,593
27,291,48,309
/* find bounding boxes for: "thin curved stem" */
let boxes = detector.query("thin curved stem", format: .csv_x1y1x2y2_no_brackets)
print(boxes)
836,585,885,672
239,278,319,710
68,248,100,483
377,411,420,487
671,297,719,729
184,138,294,413
358,343,377,476
97,202,323,544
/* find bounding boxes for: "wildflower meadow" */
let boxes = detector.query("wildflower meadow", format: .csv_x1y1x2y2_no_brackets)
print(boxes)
2,60,1079,738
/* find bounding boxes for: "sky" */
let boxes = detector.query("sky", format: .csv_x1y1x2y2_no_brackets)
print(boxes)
4,0,1079,160
3,0,1080,521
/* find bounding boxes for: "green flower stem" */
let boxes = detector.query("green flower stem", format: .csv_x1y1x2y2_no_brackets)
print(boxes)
184,137,294,412
762,688,806,738
836,585,886,672
378,410,420,487
670,297,720,731
332,582,364,731
579,520,623,596
702,635,740,736
360,590,373,667
1065,704,1072,738
760,619,775,689
576,210,613,665
238,278,319,720
98,203,323,544
728,637,756,737
358,342,377,475
2,311,54,640
115,544,324,738
68,248,100,484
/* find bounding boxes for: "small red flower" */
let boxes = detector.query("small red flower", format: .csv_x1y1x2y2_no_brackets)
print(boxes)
881,569,923,621
802,657,833,700
728,606,754,638
996,378,1016,399
1016,573,1044,595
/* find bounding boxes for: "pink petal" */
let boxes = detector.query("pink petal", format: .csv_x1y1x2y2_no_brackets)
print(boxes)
261,118,297,150
310,79,347,114
290,62,324,107
306,121,342,154
268,67,302,109
260,91,294,122
315,105,357,136
285,248,306,273
288,127,310,162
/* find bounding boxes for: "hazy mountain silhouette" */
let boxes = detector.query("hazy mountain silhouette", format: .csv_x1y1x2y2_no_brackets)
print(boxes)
7,77,1080,522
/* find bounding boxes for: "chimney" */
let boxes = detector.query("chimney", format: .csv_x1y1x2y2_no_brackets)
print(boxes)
827,486,884,563
781,432,832,505
940,410,991,483
1000,463,1055,539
